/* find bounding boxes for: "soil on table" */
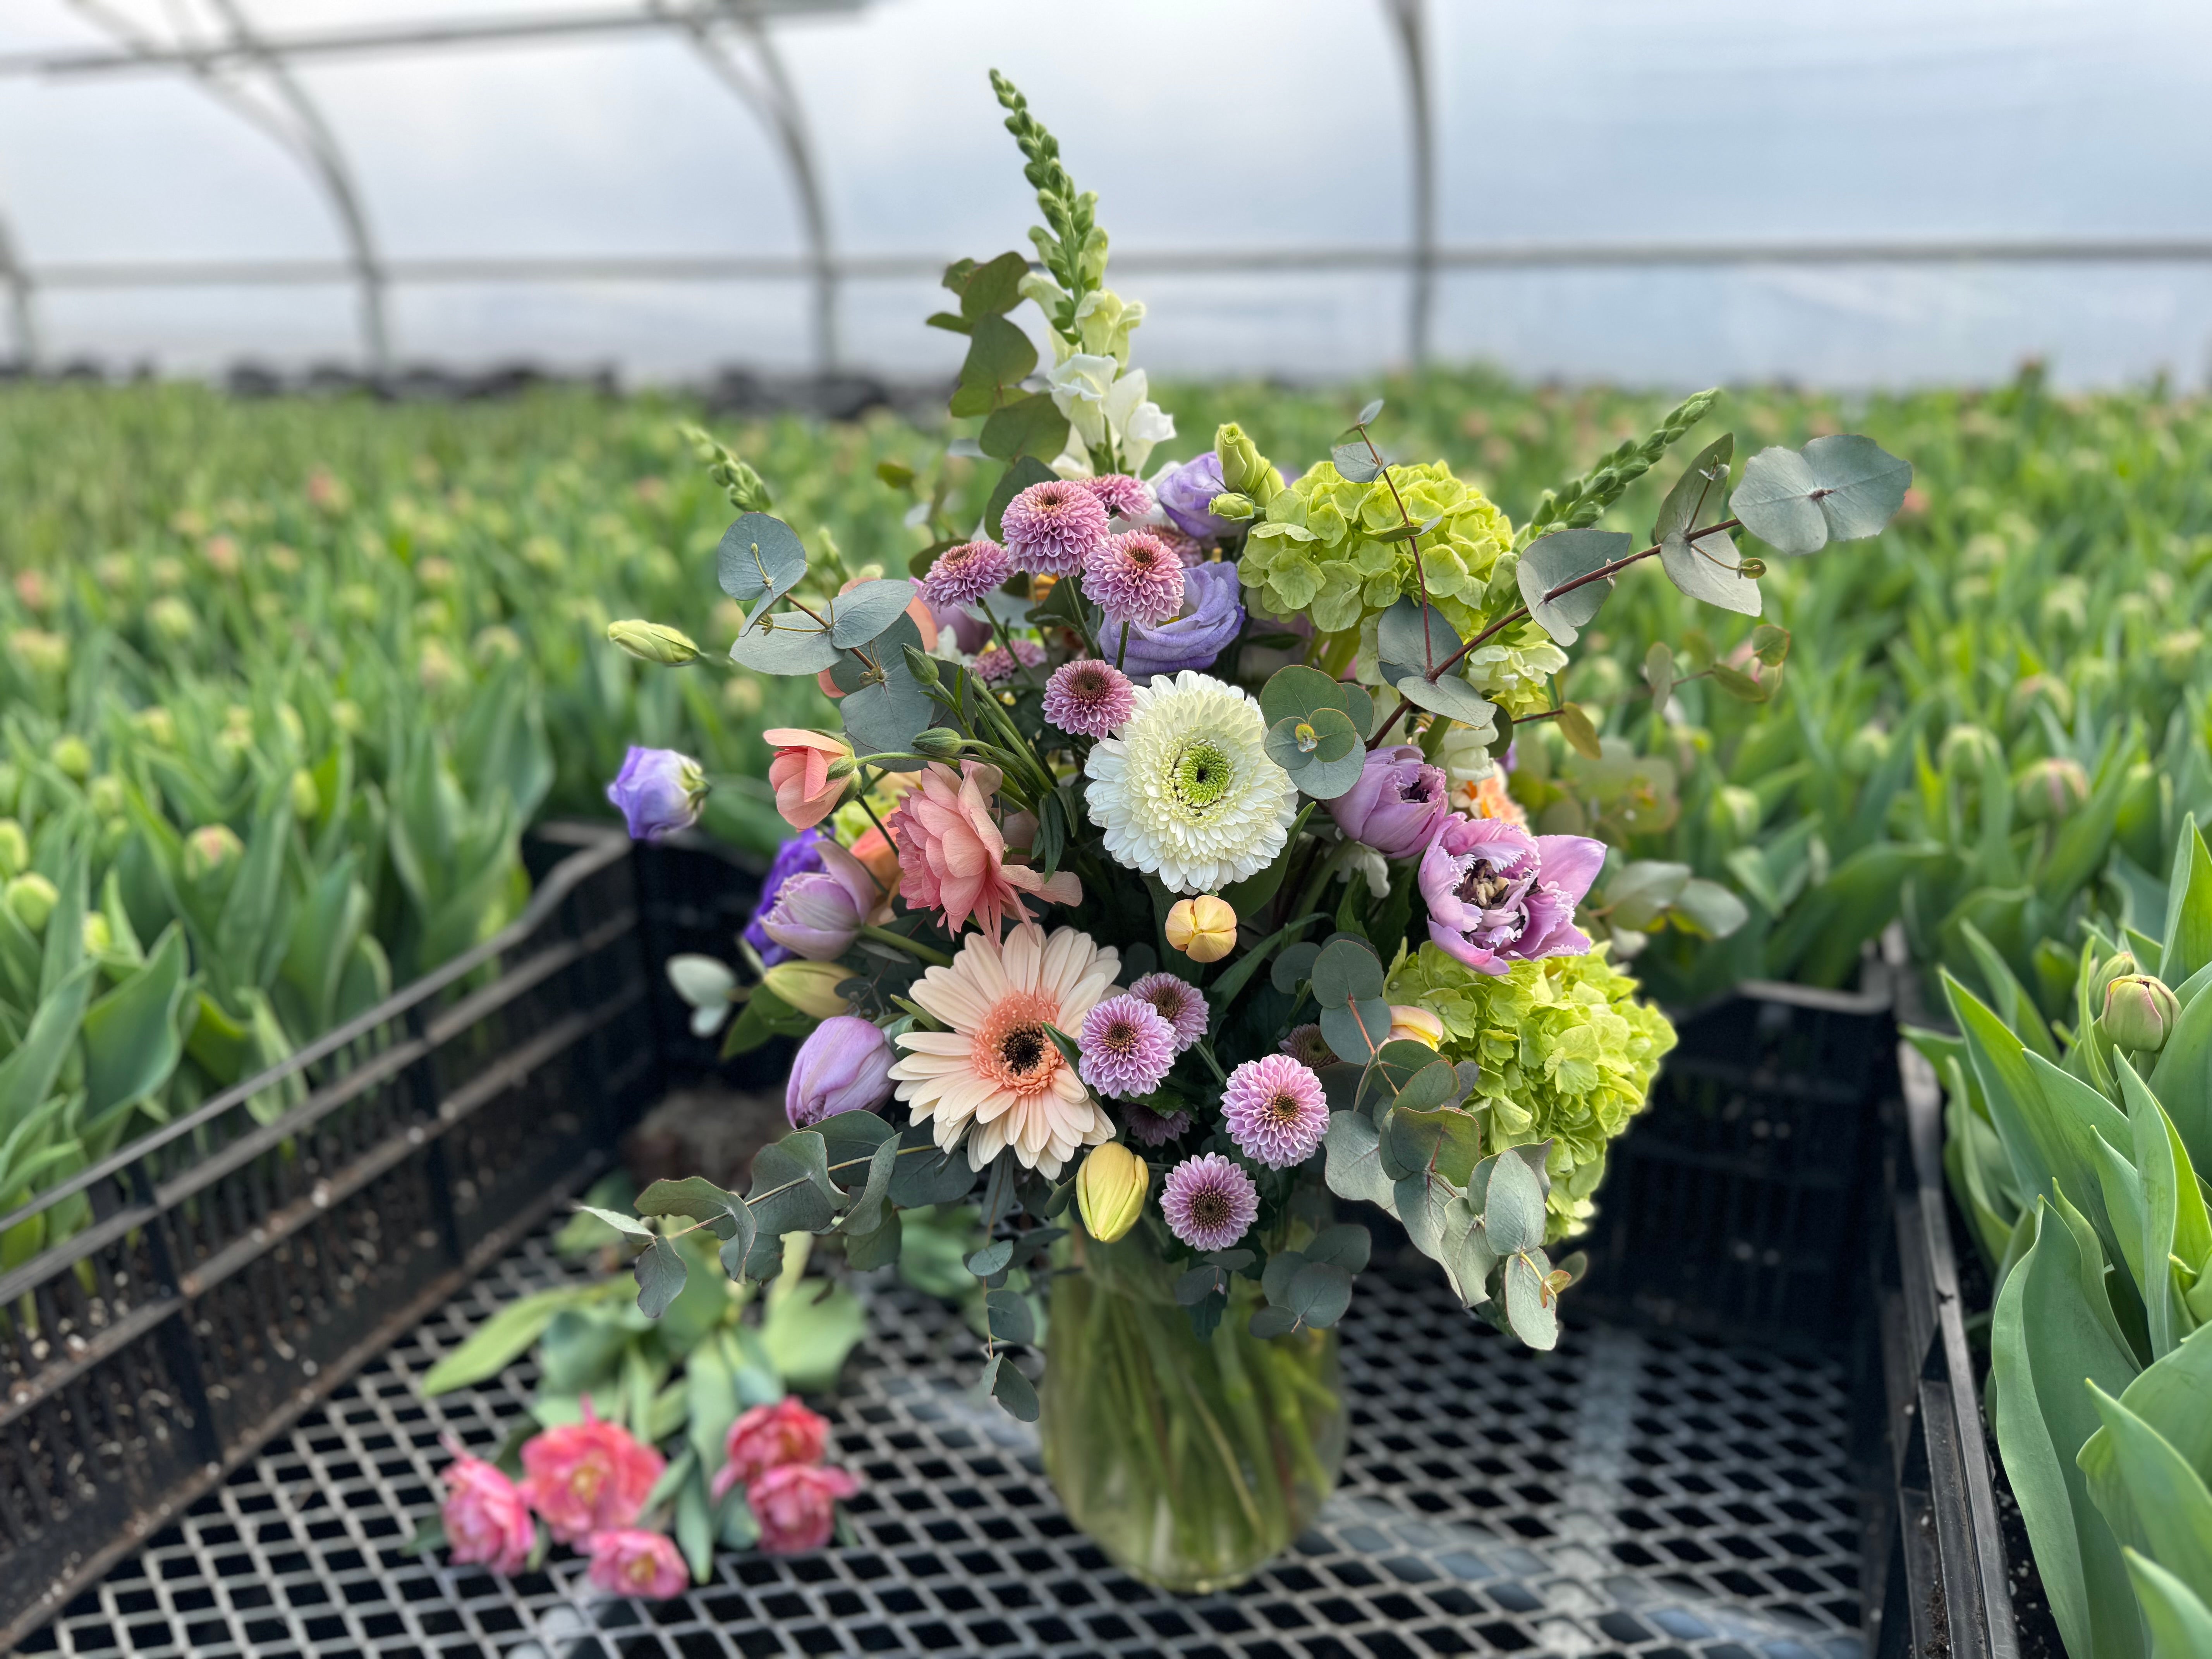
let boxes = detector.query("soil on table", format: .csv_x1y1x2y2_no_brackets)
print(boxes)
622,1083,790,1190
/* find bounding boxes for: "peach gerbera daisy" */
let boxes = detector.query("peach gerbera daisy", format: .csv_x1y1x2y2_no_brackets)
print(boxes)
888,923,1120,1177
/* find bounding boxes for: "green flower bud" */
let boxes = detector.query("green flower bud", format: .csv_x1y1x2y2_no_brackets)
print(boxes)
133,708,176,748
182,824,245,884
87,774,125,819
912,728,965,761
2015,757,2089,824
50,736,92,781
1076,1142,1148,1244
2006,673,2073,728
0,819,27,879
1214,423,1279,505
147,595,197,642
2156,628,2204,683
606,618,701,666
290,769,320,821
6,873,58,933
2103,974,2179,1053
1840,723,1890,774
1706,785,1762,845
2089,950,2138,1010
902,644,943,689
1207,491,1256,522
82,912,112,956
1938,723,2000,776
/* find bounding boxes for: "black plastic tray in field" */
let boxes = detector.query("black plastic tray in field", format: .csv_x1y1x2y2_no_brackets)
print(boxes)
0,824,670,1650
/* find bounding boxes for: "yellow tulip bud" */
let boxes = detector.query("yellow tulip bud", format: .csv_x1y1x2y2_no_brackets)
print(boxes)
50,736,92,781
1387,1006,1445,1049
290,769,320,821
606,618,702,666
762,960,852,1020
1164,895,1238,964
1076,1142,1149,1244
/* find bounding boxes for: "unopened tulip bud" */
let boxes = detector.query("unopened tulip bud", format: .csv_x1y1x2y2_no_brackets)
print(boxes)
1707,784,1762,845
912,728,965,760
2015,757,2089,824
88,775,125,819
1164,895,1237,964
785,1015,895,1128
6,873,57,933
1077,1142,1149,1244
289,769,320,821
182,824,245,883
50,736,91,781
762,960,853,1020
0,819,26,879
2089,951,2137,1010
606,619,701,666
1387,1006,1446,1049
1938,723,2000,776
2103,974,2179,1054
82,913,112,955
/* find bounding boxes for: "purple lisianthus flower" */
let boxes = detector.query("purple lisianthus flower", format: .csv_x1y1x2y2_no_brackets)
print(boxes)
1418,814,1605,975
607,746,707,842
758,841,879,961
786,1015,896,1128
1329,744,1449,859
1109,561,1245,681
743,830,826,967
1151,452,1234,541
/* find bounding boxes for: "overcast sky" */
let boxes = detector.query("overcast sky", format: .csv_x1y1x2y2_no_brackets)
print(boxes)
3,0,2211,387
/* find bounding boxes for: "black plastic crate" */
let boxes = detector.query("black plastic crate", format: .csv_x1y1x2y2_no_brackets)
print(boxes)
0,825,663,1649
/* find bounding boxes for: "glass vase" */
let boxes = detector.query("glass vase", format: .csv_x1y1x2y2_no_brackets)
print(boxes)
1038,1228,1346,1594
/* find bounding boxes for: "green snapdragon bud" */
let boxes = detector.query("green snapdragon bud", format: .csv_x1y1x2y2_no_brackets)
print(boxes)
2015,757,2089,824
5,873,57,933
1214,423,1279,505
606,619,701,666
2103,974,2179,1053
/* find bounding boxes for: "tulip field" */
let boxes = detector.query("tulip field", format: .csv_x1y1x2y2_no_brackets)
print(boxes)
6,363,2212,1650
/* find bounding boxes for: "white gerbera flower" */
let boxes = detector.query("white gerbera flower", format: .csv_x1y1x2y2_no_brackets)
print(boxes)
1083,670,1299,894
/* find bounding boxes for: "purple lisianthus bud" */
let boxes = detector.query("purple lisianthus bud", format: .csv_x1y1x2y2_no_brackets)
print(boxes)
786,1015,896,1128
606,746,708,842
1151,452,1234,541
1418,814,1605,975
743,830,825,967
1111,561,1246,681
758,842,879,961
1329,744,1449,859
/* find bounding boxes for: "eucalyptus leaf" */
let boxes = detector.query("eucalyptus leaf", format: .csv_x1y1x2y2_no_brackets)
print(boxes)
715,513,808,606
1394,673,1496,730
1650,432,1735,544
1482,1152,1547,1257
1661,526,1761,615
1323,1110,1396,1210
1332,442,1382,484
985,1287,1036,1344
828,579,921,649
1516,528,1630,646
1375,598,1463,682
728,610,839,676
1355,397,1385,426
1503,1251,1559,1350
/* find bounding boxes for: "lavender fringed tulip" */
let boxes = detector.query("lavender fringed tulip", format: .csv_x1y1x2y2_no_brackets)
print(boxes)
1329,744,1449,859
1152,452,1233,541
787,1015,896,1128
1418,814,1605,975
606,746,707,842
1111,562,1245,680
743,830,826,967
758,842,879,961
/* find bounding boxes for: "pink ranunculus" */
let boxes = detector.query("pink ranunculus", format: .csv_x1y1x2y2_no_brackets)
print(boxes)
516,1401,666,1546
748,1463,861,1555
711,1397,831,1503
1417,814,1606,975
439,1442,534,1575
585,1528,690,1600
764,729,852,830
884,760,1080,939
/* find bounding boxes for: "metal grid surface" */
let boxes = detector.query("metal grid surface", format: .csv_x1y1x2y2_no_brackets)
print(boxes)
24,1225,1863,1659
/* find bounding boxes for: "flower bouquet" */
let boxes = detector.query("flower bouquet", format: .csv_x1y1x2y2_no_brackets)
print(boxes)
598,74,1911,1591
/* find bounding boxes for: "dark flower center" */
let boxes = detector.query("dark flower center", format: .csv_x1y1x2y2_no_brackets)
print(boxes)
999,1026,1047,1075
1264,1092,1303,1125
1398,775,1437,803
1189,1188,1231,1226
1101,1020,1138,1054
1458,858,1517,909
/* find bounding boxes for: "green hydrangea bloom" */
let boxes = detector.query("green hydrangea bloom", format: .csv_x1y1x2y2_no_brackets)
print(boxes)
1237,460,1515,636
1385,942,1677,1242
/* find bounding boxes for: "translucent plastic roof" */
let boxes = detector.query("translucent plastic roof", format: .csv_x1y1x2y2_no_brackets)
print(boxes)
2,0,2210,387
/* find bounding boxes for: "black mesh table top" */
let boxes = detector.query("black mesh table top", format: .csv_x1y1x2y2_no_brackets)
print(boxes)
24,1224,1864,1659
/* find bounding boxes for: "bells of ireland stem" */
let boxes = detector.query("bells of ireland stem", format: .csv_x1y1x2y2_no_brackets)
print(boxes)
1076,1142,1148,1244
2102,974,2179,1054
606,619,701,666
2015,756,2089,824
785,1015,895,1129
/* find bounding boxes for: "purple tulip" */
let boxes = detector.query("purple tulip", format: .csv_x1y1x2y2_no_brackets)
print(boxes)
1111,562,1246,681
744,830,826,967
606,746,707,842
758,841,879,961
1329,744,1449,859
1418,814,1605,975
787,1015,895,1128
1152,452,1234,541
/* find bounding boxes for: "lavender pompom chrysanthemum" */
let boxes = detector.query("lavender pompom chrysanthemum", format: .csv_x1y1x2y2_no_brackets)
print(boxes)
1125,1103,1193,1147
1042,659,1135,739
921,539,1010,609
1002,479,1109,577
1077,994,1178,1099
1083,474,1156,521
1278,1024,1334,1069
1128,972,1207,1052
1085,531,1186,628
1221,1054,1329,1169
1161,1153,1259,1251
973,639,1044,686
